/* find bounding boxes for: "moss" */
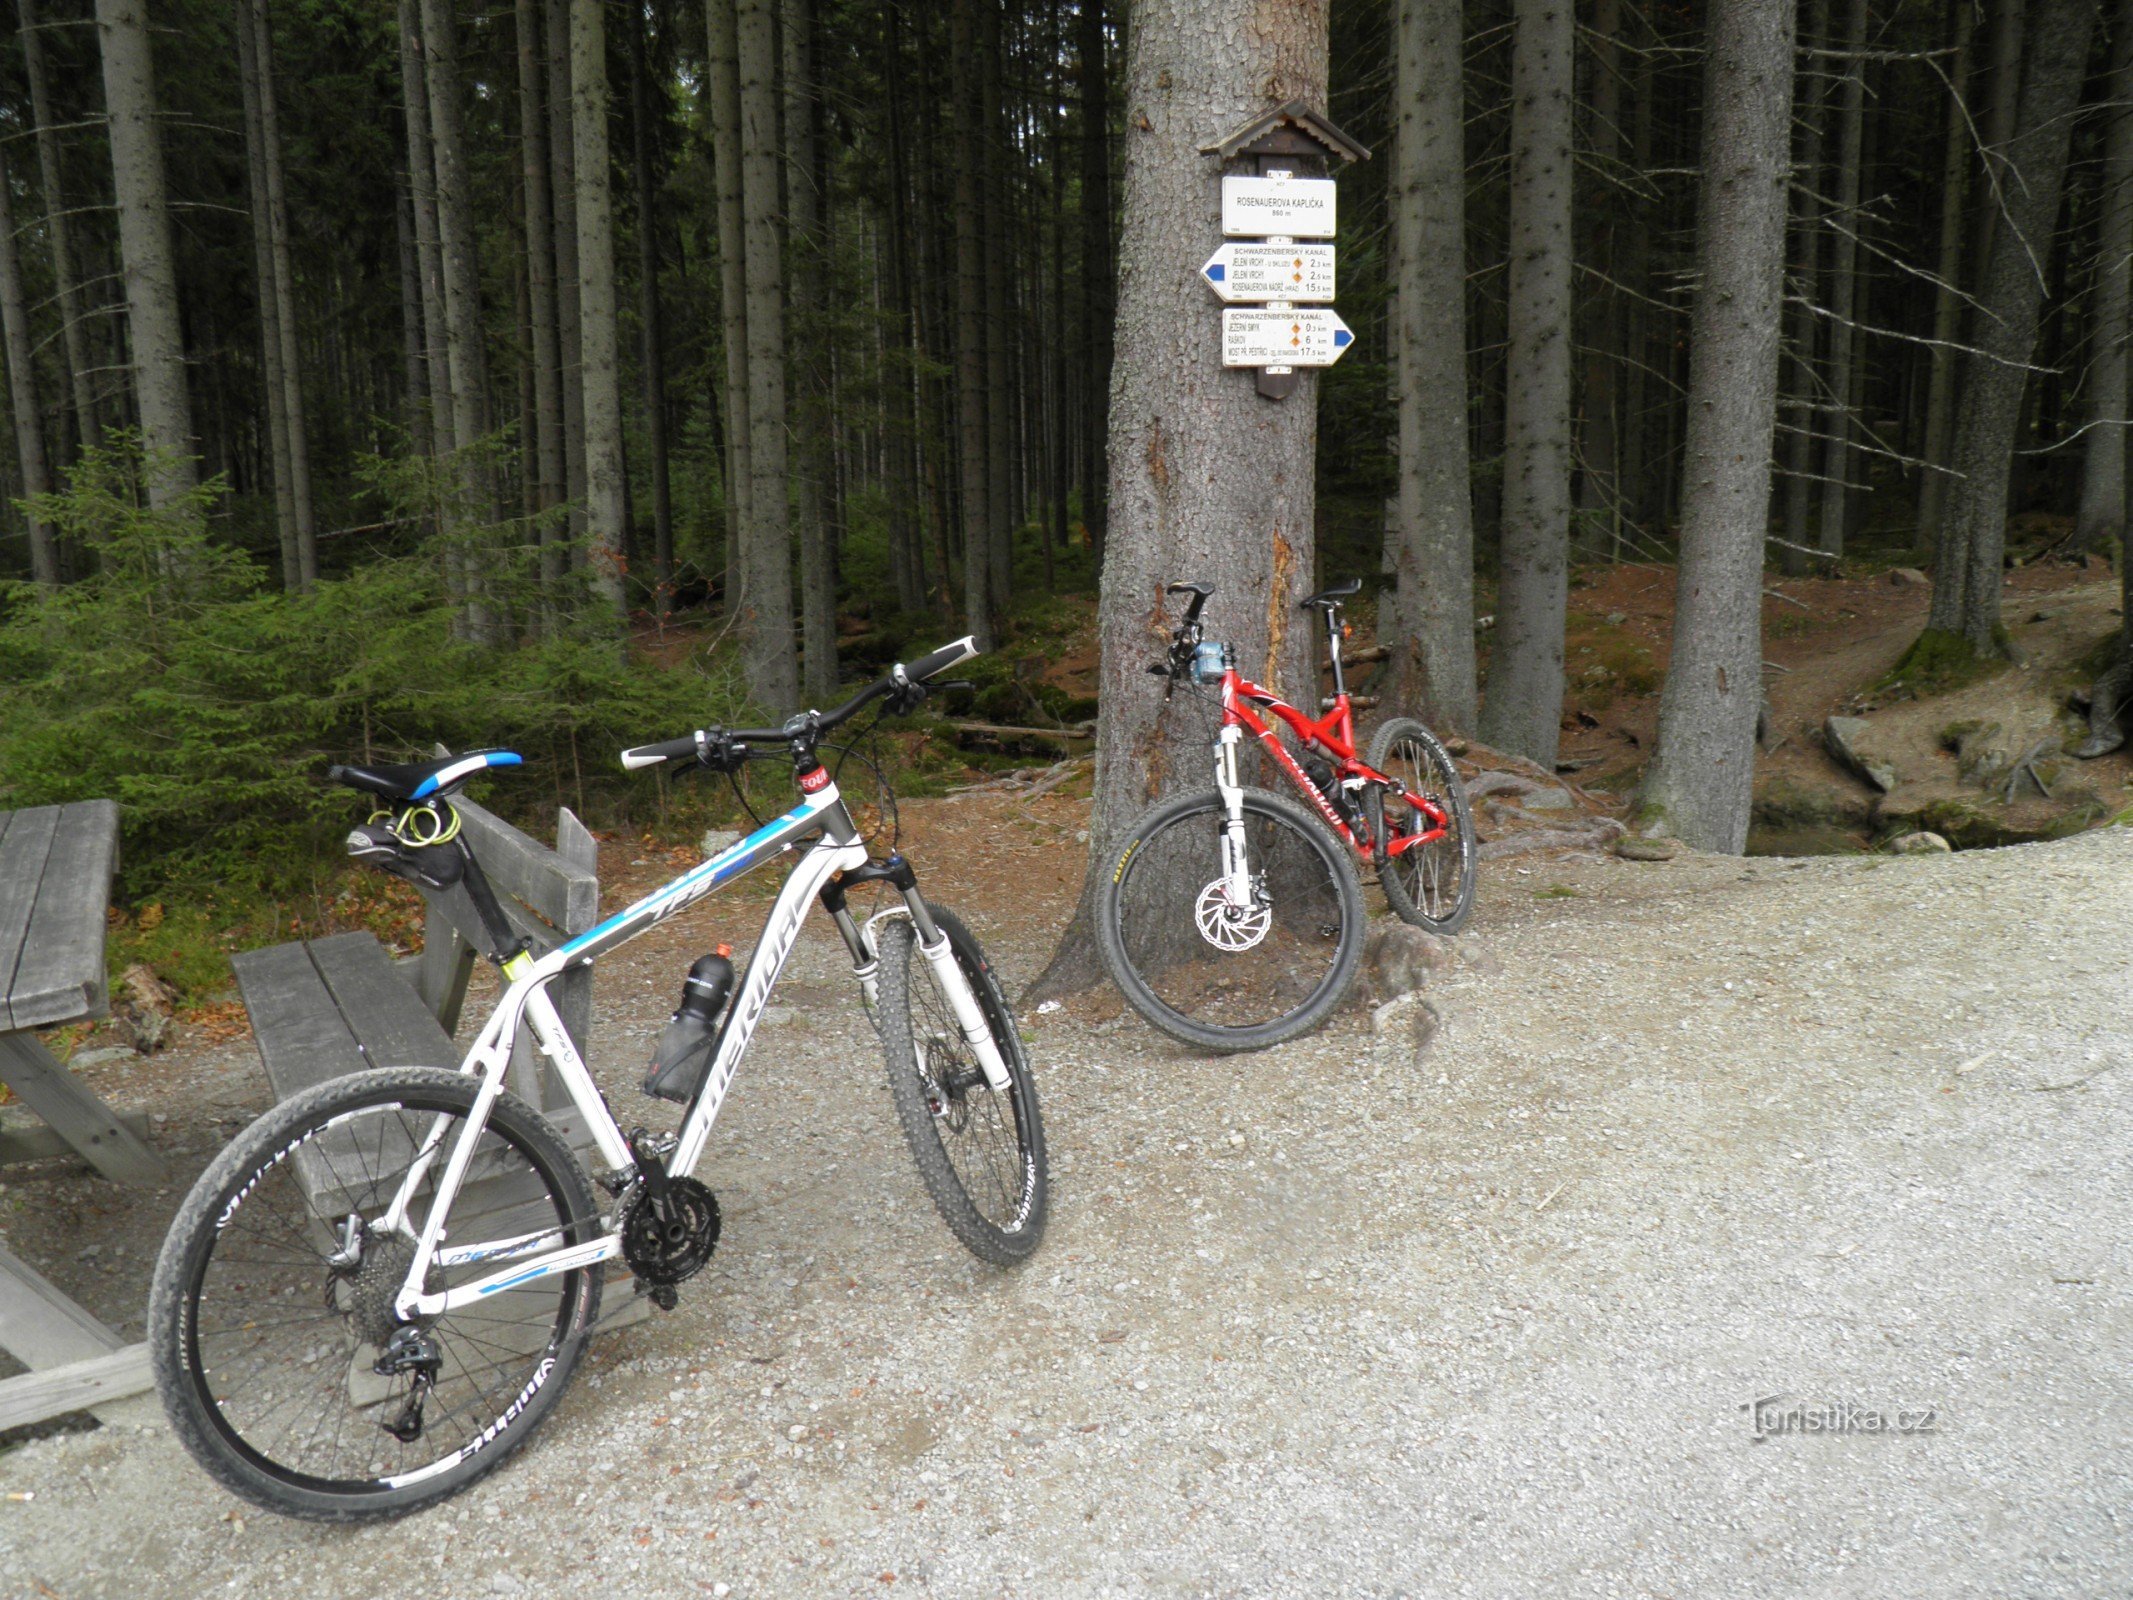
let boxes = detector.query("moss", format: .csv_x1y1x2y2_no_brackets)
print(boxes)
2070,628,2126,684
1534,884,1581,899
1937,719,1985,751
1874,627,2008,699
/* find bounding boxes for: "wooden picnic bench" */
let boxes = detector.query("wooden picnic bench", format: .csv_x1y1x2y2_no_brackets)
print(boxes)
0,799,166,1432
229,790,601,1147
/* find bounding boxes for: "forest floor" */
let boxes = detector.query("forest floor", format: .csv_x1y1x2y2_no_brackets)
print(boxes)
4,782,2130,1597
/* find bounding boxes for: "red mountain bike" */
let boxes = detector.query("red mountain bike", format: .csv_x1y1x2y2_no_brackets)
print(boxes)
1095,578,1477,1052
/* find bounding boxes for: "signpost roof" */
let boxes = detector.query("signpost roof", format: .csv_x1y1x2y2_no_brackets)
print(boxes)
1200,100,1372,167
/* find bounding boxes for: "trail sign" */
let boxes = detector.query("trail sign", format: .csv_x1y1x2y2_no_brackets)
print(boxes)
1220,308,1354,369
1200,243,1337,303
1220,175,1337,238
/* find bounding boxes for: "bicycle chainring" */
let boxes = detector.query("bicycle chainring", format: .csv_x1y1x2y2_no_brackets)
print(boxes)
620,1177,721,1287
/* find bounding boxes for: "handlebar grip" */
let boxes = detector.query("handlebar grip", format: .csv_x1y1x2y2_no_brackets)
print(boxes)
620,733,702,771
902,635,980,684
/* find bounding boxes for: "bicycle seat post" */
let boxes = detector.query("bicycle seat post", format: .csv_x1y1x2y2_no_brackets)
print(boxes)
1324,600,1347,703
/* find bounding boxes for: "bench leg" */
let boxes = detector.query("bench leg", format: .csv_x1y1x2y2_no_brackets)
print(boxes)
0,1033,167,1185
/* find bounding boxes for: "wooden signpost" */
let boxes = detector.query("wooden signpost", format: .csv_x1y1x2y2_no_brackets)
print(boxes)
1199,102,1370,400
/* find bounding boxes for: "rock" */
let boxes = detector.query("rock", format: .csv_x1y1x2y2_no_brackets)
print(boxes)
1885,830,1952,855
1464,770,1538,801
116,964,178,1054
1410,1000,1442,1059
1456,939,1501,977
1370,992,1421,1036
1887,567,1929,588
1605,612,1627,626
67,1046,134,1070
1824,716,1898,793
1363,922,1453,1002
1614,835,1684,862
2029,608,2061,623
700,828,743,858
1520,787,1574,811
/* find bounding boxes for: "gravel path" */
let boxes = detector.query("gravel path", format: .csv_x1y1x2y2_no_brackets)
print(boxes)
4,817,2130,1598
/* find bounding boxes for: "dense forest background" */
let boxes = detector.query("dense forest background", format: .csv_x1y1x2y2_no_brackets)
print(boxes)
0,0,2123,948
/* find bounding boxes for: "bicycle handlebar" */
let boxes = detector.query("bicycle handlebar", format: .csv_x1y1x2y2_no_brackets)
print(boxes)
617,636,981,774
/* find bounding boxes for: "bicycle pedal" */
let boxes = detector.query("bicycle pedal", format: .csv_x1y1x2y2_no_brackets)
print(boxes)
648,1283,678,1312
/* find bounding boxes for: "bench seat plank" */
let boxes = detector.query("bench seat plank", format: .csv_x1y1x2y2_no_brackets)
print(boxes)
229,938,369,1103
0,807,60,1031
9,800,121,1030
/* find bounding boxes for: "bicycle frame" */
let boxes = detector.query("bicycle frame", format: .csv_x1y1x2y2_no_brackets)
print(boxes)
380,772,1006,1323
1215,669,1449,860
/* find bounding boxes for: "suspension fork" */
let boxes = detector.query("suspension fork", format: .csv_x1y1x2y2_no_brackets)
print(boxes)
1213,722,1253,905
823,857,1012,1093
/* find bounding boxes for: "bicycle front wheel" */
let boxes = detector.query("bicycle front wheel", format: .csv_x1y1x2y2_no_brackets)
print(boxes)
149,1067,604,1521
1096,785,1365,1053
873,903,1048,1265
1368,717,1478,934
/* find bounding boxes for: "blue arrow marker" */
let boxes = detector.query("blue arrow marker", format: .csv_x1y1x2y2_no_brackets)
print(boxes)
1332,328,1353,348
1205,263,1226,282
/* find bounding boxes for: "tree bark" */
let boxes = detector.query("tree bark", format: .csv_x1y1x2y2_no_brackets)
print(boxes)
20,0,101,458
2078,0,2133,556
96,0,198,504
1386,0,1479,732
951,0,995,648
882,0,929,615
399,0,454,456
737,0,799,708
1642,0,1796,853
1575,0,1623,557
705,0,753,614
518,0,566,569
1814,0,1868,559
1928,0,2096,650
629,1,677,619
784,0,837,696
251,0,315,588
1478,0,1575,769
1029,0,1328,999
1779,0,1828,576
0,145,59,586
1914,0,1973,560
395,183,429,454
571,0,630,621
420,0,495,480
980,0,1016,616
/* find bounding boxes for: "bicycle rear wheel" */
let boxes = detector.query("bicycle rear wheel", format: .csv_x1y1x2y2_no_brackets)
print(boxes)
1368,717,1478,934
872,904,1047,1264
1096,784,1365,1053
149,1067,603,1521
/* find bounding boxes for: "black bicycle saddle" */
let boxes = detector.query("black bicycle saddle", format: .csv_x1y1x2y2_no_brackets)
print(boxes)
328,750,524,803
1301,578,1363,611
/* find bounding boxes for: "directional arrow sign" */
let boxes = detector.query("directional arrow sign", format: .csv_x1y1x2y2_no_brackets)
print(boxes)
1201,242,1337,303
1221,175,1337,238
1221,308,1354,368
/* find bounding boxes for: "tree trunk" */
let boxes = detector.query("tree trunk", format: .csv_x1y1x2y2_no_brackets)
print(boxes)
1077,0,1113,557
1814,0,1868,559
882,0,929,616
251,0,315,587
980,0,1016,616
1643,0,1796,853
518,0,566,569
2078,0,2133,555
1914,0,1973,560
1969,0,2024,297
420,0,490,463
548,0,588,551
950,0,995,648
1575,0,1622,558
628,2,676,618
705,0,753,615
1478,0,1575,769
237,7,301,589
20,0,101,458
399,0,454,457
1779,0,1828,576
1029,0,1328,1000
784,0,837,696
571,0,630,621
395,183,429,454
0,146,58,585
96,0,198,504
1928,0,2096,651
737,0,799,708
1386,0,1479,732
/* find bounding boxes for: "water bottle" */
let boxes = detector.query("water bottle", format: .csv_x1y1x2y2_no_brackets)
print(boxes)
643,948,735,1103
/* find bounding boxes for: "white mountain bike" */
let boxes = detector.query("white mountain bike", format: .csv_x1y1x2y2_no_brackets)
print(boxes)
148,640,1046,1521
